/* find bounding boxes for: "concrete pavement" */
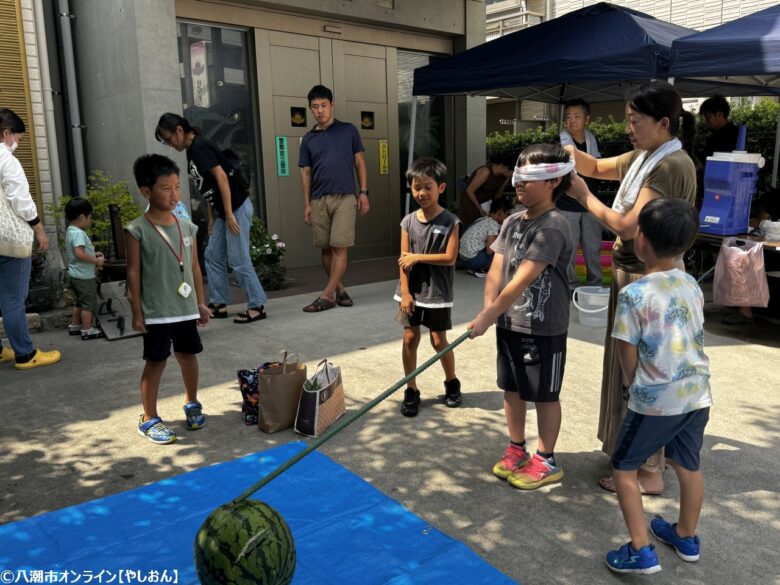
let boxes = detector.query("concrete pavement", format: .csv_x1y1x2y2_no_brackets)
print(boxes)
1,272,778,585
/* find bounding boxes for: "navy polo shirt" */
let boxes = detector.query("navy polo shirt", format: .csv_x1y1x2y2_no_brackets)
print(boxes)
298,120,364,200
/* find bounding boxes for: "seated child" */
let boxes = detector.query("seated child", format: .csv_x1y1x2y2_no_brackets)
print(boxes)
605,198,711,575
458,196,513,276
395,158,462,417
64,197,105,340
469,143,574,490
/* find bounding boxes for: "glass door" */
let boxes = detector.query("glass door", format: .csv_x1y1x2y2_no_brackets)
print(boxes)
177,21,264,220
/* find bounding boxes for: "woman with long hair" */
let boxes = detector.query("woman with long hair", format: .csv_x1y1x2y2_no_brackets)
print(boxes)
156,113,267,324
565,81,697,496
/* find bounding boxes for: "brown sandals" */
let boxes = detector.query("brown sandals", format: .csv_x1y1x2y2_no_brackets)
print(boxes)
302,297,335,313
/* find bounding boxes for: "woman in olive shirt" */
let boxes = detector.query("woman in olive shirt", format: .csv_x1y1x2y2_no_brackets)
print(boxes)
565,81,697,496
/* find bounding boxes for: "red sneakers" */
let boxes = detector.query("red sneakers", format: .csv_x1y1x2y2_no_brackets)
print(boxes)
507,453,564,490
492,443,530,479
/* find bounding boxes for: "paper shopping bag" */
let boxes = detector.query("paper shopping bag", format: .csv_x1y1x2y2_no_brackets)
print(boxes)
257,351,307,433
294,359,345,438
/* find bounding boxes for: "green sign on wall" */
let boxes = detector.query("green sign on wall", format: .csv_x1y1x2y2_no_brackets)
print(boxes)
276,136,289,177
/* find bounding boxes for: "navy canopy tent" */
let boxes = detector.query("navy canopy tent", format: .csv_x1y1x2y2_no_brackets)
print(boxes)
413,2,696,102
670,4,780,92
670,4,780,186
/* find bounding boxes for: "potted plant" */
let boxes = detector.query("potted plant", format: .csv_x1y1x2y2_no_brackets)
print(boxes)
249,217,287,290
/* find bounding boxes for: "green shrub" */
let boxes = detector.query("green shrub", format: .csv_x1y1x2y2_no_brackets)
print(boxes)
249,217,287,290
49,170,142,258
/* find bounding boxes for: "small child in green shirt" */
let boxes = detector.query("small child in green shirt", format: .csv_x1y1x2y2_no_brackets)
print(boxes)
65,197,104,340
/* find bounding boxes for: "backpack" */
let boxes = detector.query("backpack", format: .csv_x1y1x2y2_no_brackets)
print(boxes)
222,148,251,192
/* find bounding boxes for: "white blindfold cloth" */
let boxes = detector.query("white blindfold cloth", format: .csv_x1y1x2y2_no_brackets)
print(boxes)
512,159,575,187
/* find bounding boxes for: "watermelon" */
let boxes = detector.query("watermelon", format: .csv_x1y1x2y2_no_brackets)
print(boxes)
194,499,296,585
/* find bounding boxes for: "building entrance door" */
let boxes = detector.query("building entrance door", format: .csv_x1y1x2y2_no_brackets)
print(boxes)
255,30,400,268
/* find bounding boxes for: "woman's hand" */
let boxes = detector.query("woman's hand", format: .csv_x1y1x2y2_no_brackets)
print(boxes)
566,172,590,204
225,214,240,235
33,224,48,253
398,252,418,271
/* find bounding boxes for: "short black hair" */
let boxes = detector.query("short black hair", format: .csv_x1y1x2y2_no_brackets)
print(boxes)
0,108,26,134
307,85,333,104
563,98,591,116
133,154,180,189
490,196,513,214
64,197,93,221
516,143,572,202
638,198,699,258
699,95,730,118
406,158,447,185
626,81,683,134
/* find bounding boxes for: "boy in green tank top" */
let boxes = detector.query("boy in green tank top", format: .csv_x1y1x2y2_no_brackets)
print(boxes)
125,154,210,444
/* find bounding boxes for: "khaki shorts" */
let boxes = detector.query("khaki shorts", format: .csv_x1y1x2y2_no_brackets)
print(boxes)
69,276,98,311
311,193,357,249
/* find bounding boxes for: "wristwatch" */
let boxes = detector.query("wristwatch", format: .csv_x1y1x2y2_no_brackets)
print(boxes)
359,189,369,196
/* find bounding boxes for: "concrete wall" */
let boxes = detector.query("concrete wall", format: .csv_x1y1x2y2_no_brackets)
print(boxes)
245,0,468,35
72,0,187,204
553,0,779,29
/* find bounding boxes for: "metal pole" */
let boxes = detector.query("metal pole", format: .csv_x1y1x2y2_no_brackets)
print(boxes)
772,108,780,188
235,329,472,502
33,0,63,203
58,0,87,195
405,97,418,215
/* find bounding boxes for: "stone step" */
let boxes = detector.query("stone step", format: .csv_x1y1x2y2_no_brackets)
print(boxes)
0,307,72,337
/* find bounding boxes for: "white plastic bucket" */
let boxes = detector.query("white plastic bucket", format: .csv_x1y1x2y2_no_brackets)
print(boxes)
572,286,610,327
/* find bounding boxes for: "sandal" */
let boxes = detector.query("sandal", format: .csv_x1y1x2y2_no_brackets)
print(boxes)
598,475,663,496
336,290,354,307
233,306,267,324
207,303,228,319
302,297,336,313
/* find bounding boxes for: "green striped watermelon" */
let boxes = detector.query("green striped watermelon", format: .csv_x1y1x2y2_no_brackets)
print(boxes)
194,499,296,585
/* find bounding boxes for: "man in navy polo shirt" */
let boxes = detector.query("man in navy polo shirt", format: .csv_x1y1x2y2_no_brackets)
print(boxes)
299,85,369,312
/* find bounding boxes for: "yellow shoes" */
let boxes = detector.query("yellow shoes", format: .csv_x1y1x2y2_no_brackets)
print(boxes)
0,346,15,364
13,348,61,370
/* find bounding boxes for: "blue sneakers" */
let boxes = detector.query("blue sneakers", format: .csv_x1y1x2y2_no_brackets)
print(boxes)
606,542,661,574
138,415,176,444
651,516,701,562
184,401,206,430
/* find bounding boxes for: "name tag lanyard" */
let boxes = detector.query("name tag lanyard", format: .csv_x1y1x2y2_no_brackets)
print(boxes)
144,213,185,276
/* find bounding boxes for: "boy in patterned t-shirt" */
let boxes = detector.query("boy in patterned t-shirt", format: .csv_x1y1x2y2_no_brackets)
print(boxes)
605,198,712,575
394,158,462,417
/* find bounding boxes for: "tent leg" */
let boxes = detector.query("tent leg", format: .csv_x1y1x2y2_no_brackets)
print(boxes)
406,97,418,216
772,107,779,189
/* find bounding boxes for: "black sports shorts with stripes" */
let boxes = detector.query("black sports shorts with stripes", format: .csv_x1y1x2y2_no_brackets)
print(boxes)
496,327,567,403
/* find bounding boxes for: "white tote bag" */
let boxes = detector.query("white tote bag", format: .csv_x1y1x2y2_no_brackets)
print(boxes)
0,180,34,258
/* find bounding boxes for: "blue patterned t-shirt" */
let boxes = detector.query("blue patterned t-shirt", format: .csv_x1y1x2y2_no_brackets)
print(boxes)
612,269,712,416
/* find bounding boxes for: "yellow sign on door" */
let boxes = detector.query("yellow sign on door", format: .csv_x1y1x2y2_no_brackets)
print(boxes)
379,140,389,175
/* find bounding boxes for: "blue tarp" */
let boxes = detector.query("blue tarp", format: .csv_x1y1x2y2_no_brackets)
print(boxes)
670,4,780,95
413,2,696,102
0,443,516,585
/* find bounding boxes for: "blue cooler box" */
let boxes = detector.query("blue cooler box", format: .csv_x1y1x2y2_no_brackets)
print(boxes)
699,152,765,235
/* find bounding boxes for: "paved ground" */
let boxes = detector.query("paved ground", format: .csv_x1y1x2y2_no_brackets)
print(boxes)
1,272,779,585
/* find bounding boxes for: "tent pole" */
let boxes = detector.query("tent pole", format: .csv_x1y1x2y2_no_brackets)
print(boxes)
557,83,567,134
772,108,780,188
406,97,418,215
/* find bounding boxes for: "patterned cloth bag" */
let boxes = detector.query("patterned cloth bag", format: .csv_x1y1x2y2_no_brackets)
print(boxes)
294,359,345,438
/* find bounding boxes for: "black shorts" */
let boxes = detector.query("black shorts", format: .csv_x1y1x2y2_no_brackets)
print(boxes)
142,319,203,362
612,407,710,472
397,306,452,332
496,328,567,403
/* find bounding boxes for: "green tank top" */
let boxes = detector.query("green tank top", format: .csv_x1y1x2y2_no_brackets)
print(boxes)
125,215,200,324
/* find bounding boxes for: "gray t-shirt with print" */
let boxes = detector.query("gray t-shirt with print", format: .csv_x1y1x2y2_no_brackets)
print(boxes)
491,209,572,335
125,216,200,325
394,209,461,308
